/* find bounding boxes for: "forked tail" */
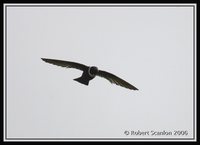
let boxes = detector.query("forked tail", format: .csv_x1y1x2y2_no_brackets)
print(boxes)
73,77,89,86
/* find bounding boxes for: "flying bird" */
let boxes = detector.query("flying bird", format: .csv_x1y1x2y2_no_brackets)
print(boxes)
41,58,138,90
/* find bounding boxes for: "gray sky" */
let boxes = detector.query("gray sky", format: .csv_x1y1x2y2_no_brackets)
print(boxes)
5,5,195,139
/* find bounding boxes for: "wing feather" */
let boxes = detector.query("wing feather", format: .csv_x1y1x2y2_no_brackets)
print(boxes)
41,58,88,71
97,70,138,90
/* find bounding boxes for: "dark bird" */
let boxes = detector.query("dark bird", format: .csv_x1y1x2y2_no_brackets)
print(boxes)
41,58,138,90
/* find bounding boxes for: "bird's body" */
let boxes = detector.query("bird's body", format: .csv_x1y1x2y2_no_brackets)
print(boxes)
41,58,138,90
74,66,98,85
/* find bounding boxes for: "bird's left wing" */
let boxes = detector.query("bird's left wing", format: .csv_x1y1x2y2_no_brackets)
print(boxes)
97,70,138,90
41,58,88,71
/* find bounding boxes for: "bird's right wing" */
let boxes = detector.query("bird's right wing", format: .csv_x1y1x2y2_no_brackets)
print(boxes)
97,70,138,90
41,58,88,71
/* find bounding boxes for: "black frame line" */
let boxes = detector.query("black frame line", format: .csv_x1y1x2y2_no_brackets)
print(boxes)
4,4,196,141
192,3,196,142
3,4,196,7
4,4,8,141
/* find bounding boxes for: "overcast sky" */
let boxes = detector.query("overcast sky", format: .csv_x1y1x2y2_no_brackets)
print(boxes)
5,4,195,140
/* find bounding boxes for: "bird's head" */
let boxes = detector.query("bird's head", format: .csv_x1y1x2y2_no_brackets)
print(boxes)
88,66,99,77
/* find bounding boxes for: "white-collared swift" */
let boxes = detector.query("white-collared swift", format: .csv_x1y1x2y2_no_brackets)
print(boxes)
41,58,138,90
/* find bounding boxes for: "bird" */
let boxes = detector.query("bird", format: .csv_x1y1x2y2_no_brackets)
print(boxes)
41,58,138,90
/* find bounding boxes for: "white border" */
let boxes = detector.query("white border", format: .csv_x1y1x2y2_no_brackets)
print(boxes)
3,3,197,142
3,3,197,6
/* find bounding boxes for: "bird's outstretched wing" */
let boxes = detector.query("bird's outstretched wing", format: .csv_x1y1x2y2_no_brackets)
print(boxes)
97,70,138,90
41,58,88,71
